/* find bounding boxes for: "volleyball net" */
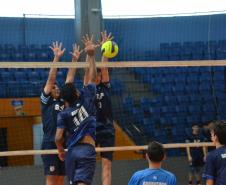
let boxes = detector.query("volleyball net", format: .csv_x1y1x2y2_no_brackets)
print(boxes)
1,12,226,185
0,61,221,185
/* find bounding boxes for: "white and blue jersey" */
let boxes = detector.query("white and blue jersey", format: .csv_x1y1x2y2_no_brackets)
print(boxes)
128,168,178,185
40,90,64,142
57,84,96,149
203,146,226,185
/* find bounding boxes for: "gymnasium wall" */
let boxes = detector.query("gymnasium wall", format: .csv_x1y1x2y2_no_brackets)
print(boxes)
1,14,226,53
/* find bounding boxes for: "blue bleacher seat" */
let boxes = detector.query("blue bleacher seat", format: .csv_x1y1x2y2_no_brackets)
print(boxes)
189,94,202,103
201,114,216,123
185,84,199,93
111,79,124,95
149,107,161,116
27,71,40,81
160,43,170,59
188,105,202,114
56,71,65,84
164,95,177,105
160,85,173,94
213,72,224,81
0,82,7,97
161,106,176,114
25,52,37,61
202,103,216,113
199,83,211,93
176,95,190,103
14,71,28,82
140,97,150,112
172,84,185,94
132,107,144,124
175,105,187,113
12,52,24,61
174,76,186,83
0,71,14,82
123,96,134,113
38,70,49,82
181,44,193,60
186,116,201,125
203,41,217,59
0,52,10,61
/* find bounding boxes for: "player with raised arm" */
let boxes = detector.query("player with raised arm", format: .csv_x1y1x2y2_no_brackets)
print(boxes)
84,31,115,185
128,141,178,185
41,41,82,185
55,35,97,185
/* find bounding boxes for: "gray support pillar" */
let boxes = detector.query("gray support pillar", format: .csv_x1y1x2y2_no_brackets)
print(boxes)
75,0,103,61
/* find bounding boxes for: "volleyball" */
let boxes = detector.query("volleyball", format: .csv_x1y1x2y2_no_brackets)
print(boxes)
101,40,119,58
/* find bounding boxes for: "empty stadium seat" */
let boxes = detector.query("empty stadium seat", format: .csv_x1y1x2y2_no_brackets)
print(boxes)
122,96,134,113
0,71,14,82
14,71,28,82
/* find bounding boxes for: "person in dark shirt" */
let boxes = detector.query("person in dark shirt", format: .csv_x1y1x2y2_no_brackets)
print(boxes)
84,31,115,185
186,124,207,185
55,35,97,185
202,120,226,185
41,41,82,185
128,141,177,185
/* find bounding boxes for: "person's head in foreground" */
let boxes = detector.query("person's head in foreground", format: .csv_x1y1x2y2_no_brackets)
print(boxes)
128,141,177,185
146,141,165,166
60,83,79,107
209,120,226,147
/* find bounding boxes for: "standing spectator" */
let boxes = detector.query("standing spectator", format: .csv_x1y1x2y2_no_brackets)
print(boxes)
186,124,207,185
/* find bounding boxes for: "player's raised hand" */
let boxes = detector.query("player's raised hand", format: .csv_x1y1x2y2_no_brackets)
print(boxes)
99,30,114,46
49,41,66,61
82,34,98,56
70,43,83,62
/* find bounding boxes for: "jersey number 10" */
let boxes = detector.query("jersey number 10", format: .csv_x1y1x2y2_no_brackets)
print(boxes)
71,106,89,127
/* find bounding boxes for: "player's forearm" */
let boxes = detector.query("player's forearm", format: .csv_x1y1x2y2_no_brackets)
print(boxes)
88,55,97,83
55,136,64,151
84,68,89,85
46,56,60,84
186,147,192,159
66,68,76,84
44,68,58,94
101,56,110,82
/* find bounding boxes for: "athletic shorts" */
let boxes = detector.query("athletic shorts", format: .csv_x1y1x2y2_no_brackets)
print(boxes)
65,143,96,185
96,120,115,161
41,141,65,176
189,165,203,176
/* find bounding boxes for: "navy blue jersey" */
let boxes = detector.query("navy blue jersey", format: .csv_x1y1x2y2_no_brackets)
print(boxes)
40,90,64,142
96,82,113,122
203,146,226,185
128,168,177,185
186,133,206,166
57,84,96,149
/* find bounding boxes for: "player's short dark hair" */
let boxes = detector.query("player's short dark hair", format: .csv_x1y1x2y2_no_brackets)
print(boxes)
60,83,78,105
210,120,226,145
147,141,165,163
97,68,101,74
